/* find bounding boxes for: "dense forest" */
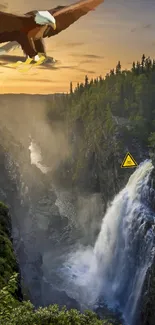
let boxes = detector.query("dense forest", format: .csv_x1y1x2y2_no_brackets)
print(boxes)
1,54,155,325
47,54,155,204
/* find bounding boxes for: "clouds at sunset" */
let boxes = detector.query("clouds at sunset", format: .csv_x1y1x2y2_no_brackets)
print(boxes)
0,2,8,11
71,53,104,59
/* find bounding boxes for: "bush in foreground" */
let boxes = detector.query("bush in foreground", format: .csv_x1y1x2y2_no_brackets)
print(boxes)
0,273,116,325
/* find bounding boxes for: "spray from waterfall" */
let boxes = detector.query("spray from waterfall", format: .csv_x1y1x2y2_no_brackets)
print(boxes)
28,138,52,174
61,160,155,325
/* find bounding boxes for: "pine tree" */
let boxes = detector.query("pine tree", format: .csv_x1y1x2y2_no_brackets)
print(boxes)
70,81,73,94
141,54,146,72
136,61,141,74
132,61,136,73
116,61,121,74
110,69,115,75
145,57,152,73
85,75,89,87
99,75,103,83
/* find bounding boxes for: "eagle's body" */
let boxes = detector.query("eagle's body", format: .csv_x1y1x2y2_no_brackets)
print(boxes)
0,0,104,67
27,25,47,39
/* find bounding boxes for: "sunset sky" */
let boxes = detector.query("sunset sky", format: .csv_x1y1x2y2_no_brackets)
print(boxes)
0,0,155,93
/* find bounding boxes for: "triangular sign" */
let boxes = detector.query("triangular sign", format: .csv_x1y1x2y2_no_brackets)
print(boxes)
121,152,138,168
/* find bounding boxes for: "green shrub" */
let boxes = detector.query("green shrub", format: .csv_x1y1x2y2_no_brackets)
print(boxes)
0,203,18,290
0,274,116,325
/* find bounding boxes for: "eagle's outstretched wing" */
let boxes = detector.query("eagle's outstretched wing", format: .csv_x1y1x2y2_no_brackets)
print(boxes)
0,0,104,55
43,0,104,38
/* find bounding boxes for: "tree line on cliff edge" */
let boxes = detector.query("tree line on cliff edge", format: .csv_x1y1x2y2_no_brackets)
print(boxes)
47,54,155,191
48,53,155,146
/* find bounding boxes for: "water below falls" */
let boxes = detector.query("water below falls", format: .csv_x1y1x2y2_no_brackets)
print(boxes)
60,160,155,325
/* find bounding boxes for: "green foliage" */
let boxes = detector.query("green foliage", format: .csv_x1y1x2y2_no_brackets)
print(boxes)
52,54,155,129
0,203,18,290
0,202,10,235
45,54,155,200
0,274,115,325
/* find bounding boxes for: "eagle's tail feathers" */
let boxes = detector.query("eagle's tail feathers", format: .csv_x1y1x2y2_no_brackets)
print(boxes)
0,41,21,55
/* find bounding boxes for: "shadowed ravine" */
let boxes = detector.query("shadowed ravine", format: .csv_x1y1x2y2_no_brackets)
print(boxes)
0,100,155,325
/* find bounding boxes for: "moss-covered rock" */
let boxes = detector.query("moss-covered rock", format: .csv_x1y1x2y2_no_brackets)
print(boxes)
0,202,22,301
0,202,11,237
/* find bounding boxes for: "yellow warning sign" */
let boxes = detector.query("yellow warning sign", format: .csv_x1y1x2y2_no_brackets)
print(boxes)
121,152,138,168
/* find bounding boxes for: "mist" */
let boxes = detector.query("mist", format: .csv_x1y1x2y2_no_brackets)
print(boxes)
0,95,70,173
0,94,103,309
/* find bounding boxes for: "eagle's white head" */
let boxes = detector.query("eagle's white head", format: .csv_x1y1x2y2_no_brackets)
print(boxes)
35,11,56,30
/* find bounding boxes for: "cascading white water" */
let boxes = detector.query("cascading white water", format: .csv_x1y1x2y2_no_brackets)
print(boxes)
28,139,52,174
62,160,155,325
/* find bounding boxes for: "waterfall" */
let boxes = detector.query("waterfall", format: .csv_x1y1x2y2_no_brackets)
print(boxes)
62,160,155,325
28,139,52,174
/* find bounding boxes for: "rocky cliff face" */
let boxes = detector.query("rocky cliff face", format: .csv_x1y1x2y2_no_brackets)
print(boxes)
139,255,155,325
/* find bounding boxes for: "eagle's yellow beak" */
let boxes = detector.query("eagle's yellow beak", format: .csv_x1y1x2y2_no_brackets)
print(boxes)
51,22,56,30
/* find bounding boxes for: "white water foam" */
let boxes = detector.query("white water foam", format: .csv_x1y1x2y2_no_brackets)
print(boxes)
61,160,155,325
28,139,51,174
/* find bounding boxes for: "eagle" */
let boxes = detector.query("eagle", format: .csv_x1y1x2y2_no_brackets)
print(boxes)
0,0,104,67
